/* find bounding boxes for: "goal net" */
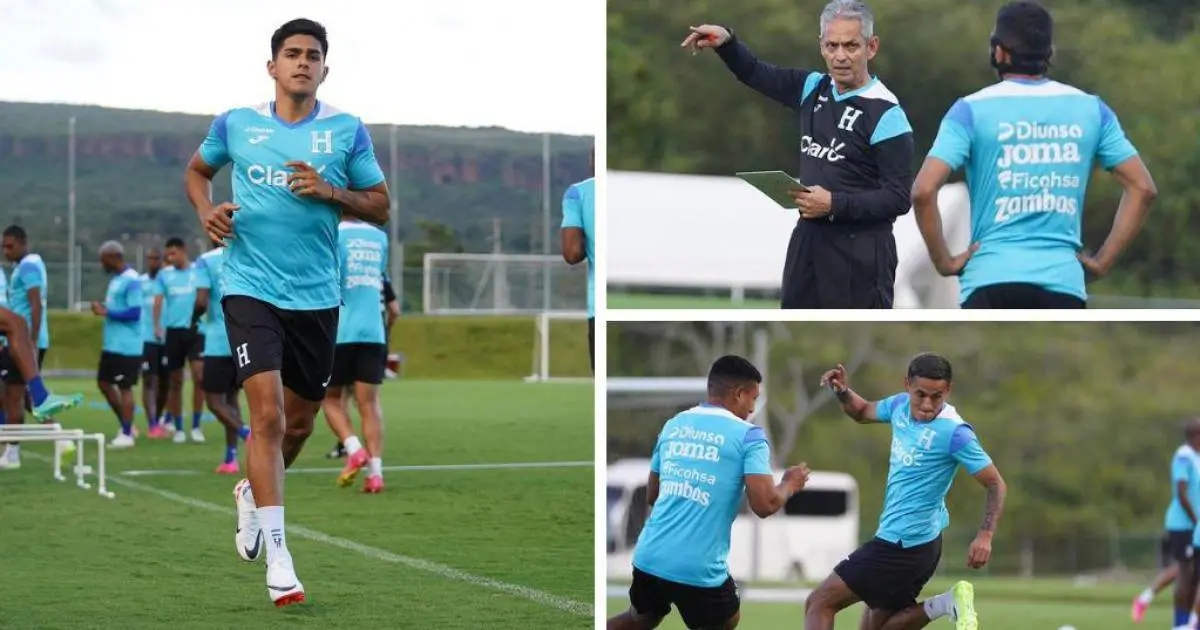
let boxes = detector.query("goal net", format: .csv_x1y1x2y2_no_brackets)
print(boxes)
423,253,589,315
526,310,593,382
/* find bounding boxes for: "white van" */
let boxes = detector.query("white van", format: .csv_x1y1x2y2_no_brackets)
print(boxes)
606,458,860,583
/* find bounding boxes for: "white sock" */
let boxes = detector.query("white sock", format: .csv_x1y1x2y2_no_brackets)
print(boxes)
922,591,955,620
344,435,363,456
1189,611,1197,625
9,444,19,457
369,457,382,477
1138,587,1155,604
258,506,289,564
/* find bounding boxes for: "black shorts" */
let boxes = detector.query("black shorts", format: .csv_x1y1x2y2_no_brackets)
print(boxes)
164,328,203,370
1166,530,1195,564
0,348,46,385
202,356,239,394
98,352,141,389
330,343,388,387
629,567,740,630
961,283,1086,309
142,342,163,376
222,295,339,402
588,317,595,373
834,536,942,612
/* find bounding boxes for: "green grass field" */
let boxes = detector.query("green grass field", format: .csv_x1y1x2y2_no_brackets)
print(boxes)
607,575,1170,628
0,378,593,629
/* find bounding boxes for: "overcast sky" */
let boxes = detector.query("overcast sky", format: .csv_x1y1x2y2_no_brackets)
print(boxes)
0,0,602,135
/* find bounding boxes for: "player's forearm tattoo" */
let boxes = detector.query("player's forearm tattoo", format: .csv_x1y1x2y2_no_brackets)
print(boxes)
980,481,1005,532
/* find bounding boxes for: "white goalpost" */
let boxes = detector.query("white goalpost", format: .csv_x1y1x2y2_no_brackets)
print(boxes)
526,310,592,382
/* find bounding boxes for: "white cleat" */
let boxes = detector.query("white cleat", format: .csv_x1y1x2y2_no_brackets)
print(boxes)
173,430,187,444
189,428,205,443
266,558,306,607
0,448,19,470
233,478,263,562
109,433,135,449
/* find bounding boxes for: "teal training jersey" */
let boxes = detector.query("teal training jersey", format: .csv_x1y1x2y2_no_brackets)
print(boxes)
336,221,389,345
196,101,386,311
156,265,198,330
561,178,595,317
194,249,231,358
139,272,162,343
9,253,48,349
1166,444,1200,532
102,267,144,356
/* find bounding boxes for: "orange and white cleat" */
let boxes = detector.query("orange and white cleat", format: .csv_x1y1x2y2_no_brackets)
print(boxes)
266,559,305,608
215,461,240,475
363,475,384,494
336,449,369,487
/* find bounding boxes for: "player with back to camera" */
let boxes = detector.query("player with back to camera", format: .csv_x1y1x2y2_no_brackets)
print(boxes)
155,237,206,442
682,0,915,309
561,146,595,372
194,245,250,475
92,241,145,448
911,1,1156,309
804,354,1005,630
139,248,169,438
323,217,390,493
607,355,811,630
183,17,390,607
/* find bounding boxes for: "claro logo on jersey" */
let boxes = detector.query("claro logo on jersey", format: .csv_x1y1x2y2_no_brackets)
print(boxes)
800,136,846,163
246,163,328,186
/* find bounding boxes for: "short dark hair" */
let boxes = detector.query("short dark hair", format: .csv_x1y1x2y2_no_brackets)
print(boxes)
271,18,329,58
1184,418,1200,439
707,355,763,397
907,353,953,383
993,1,1053,75
164,237,185,250
2,225,26,243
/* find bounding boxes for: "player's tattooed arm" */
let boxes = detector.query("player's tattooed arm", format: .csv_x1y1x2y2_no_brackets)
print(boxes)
819,364,879,423
973,464,1007,534
331,182,390,226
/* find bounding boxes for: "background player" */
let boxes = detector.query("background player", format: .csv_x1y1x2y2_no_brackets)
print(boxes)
807,354,1005,630
561,146,595,371
0,225,51,465
140,248,167,438
195,246,249,474
184,18,390,606
92,242,144,448
912,1,1157,309
155,237,205,443
608,355,811,630
324,218,389,493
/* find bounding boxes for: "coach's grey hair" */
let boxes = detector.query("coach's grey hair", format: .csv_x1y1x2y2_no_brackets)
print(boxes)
99,241,124,256
820,0,875,40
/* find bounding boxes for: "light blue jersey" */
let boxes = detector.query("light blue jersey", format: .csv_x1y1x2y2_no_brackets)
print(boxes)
156,265,197,330
140,272,162,343
102,267,143,357
1166,444,1200,532
561,178,595,317
872,393,993,547
196,101,386,311
632,403,772,587
194,249,231,358
336,221,389,345
927,78,1139,304
9,253,49,349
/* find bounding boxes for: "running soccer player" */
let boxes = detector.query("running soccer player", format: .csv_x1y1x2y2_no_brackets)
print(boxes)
195,246,249,474
912,1,1157,309
92,242,144,448
140,248,168,438
806,354,1005,630
561,147,595,372
0,226,51,436
325,276,396,460
155,237,206,442
183,18,389,607
325,219,389,493
608,355,811,630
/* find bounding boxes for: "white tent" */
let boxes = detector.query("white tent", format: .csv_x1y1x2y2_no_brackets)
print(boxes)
606,170,972,308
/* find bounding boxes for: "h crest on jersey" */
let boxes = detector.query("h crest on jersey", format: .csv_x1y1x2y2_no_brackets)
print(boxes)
311,130,333,154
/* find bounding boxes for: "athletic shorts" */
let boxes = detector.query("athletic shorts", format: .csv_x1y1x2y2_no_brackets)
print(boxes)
834,536,942,612
142,342,163,376
628,567,740,630
98,352,141,389
330,342,387,387
222,295,338,402
961,283,1086,309
0,348,46,385
588,317,595,373
164,328,203,370
202,356,239,394
1165,530,1195,565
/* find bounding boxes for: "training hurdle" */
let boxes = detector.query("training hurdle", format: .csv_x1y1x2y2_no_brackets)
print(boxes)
0,424,115,498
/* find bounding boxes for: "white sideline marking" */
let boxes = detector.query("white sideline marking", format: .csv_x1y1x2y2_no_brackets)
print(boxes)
107,475,593,617
607,583,813,603
118,460,593,477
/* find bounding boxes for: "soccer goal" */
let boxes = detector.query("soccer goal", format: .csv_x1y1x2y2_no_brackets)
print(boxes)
526,310,592,382
423,252,589,315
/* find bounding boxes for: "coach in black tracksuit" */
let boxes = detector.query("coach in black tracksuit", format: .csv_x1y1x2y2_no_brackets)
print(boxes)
688,22,915,309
